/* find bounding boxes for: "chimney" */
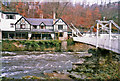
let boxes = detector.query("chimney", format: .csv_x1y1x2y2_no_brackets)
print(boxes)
40,14,43,19
53,9,56,24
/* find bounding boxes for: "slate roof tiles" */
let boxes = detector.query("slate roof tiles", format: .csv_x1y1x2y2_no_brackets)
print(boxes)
26,18,58,26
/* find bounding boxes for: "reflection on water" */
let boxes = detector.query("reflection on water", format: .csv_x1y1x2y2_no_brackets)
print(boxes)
2,51,81,78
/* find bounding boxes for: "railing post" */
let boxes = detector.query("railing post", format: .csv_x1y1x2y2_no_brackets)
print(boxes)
109,21,112,40
109,21,112,50
72,30,73,37
96,20,99,48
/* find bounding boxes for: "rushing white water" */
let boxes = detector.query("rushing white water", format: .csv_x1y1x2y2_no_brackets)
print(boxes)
2,51,83,78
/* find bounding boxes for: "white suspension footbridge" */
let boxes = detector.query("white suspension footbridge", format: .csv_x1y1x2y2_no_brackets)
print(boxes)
69,19,120,54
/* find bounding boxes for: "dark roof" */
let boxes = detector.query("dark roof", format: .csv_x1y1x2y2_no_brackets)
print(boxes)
31,29,53,33
26,18,58,26
53,18,68,26
0,11,19,14
15,16,31,25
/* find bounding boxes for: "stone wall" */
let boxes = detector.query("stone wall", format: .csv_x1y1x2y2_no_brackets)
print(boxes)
68,42,95,52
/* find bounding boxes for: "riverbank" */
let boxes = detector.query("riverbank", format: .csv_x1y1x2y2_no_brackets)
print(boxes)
2,40,62,52
2,40,120,80
2,50,120,81
69,48,120,80
2,39,91,52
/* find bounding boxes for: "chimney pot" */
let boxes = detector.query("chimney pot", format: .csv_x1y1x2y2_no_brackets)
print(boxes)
53,9,56,24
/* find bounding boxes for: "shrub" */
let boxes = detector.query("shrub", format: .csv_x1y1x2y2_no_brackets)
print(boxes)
25,41,33,50
2,40,62,52
2,41,18,51
31,42,39,51
67,39,75,46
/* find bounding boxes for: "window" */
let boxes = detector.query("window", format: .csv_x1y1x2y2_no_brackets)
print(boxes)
40,23,45,29
6,15,15,19
59,32,63,37
41,26,44,29
20,24,25,29
58,25,63,30
10,23,14,28
33,25,37,29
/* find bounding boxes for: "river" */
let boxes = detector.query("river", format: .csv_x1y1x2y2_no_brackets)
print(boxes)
2,51,84,79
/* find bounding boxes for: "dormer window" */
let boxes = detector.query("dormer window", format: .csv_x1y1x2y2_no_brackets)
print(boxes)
40,23,45,29
41,26,44,29
6,15,15,19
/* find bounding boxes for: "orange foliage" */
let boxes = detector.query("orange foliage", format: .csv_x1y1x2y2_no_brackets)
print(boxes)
93,27,97,32
93,7,101,20
3,2,102,28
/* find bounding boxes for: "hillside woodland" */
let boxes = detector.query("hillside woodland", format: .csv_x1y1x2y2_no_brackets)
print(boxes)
1,1,119,29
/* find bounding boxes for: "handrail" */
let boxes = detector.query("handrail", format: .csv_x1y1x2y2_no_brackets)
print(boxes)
71,23,83,36
68,25,73,31
110,20,120,30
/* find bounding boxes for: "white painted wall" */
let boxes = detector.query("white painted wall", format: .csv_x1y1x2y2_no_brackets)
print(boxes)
59,32,68,40
54,19,67,31
46,26,53,30
31,25,53,30
16,18,31,30
0,12,22,31
54,19,68,40
63,32,68,38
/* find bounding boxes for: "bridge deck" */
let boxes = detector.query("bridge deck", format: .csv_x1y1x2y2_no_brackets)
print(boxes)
73,34,120,54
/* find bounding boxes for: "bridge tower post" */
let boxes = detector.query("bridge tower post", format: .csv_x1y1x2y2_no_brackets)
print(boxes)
109,20,112,50
96,20,99,48
109,20,112,40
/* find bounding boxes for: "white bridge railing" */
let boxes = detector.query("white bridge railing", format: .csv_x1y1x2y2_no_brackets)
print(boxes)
68,23,82,37
71,19,120,54
73,34,120,54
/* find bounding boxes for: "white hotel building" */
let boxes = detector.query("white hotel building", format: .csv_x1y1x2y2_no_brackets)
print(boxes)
0,11,69,40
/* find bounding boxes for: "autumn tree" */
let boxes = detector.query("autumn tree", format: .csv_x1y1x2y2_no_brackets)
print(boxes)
1,1,119,28
85,8,93,28
93,7,101,21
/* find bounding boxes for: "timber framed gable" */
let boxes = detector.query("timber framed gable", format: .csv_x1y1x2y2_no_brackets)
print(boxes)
15,17,31,31
53,18,68,32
